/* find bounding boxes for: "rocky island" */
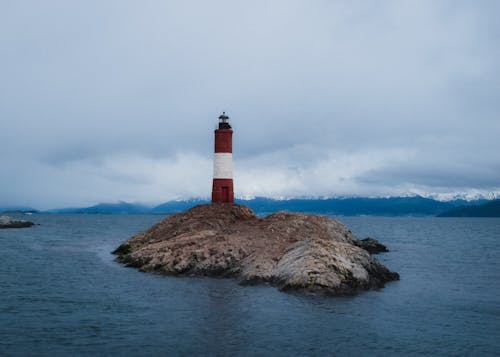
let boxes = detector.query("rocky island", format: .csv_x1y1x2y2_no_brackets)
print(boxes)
114,204,399,295
0,215,35,229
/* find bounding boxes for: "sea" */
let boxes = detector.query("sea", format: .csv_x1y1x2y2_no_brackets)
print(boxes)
1,213,499,356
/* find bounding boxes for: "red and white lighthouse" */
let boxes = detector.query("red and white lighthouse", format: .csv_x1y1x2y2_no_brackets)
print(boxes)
211,112,234,204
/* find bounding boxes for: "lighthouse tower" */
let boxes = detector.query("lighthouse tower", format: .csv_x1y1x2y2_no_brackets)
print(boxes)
212,112,234,204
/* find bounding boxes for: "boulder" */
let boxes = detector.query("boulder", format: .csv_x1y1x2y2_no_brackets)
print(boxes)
355,237,389,254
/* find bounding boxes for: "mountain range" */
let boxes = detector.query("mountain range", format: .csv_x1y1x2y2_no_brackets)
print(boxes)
437,199,500,217
3,196,497,216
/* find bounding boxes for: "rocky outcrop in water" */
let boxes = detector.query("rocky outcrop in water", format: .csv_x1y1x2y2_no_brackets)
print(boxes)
355,237,389,254
0,215,35,229
113,204,399,295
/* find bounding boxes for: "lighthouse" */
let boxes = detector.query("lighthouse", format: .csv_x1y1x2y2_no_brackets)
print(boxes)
212,112,234,204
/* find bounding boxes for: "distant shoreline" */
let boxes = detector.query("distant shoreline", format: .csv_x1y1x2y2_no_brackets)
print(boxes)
3,196,500,217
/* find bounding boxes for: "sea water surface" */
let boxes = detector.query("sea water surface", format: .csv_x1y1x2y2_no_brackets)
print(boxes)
0,214,499,356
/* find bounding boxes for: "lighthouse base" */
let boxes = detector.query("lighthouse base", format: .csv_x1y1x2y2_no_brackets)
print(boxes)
212,179,234,204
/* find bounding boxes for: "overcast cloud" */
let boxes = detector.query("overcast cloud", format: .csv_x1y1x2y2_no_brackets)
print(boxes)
1,0,499,209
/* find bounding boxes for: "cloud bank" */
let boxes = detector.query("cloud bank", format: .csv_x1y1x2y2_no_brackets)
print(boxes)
0,1,499,208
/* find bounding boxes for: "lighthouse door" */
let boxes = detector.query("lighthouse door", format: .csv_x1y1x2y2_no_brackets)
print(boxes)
222,186,229,203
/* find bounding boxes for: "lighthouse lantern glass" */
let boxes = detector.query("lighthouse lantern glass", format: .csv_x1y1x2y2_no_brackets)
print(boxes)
218,112,231,130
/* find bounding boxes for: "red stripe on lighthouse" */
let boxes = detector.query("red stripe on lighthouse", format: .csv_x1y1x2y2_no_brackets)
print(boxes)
212,112,234,204
214,130,232,153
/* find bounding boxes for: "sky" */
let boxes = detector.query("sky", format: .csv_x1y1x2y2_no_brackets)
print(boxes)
1,0,499,209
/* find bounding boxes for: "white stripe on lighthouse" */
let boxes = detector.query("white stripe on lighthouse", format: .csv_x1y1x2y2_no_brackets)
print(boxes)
213,153,233,179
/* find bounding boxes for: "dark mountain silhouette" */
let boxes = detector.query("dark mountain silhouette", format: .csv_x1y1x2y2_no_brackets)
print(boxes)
0,206,39,214
232,196,472,216
47,202,152,214
46,196,487,216
437,199,500,217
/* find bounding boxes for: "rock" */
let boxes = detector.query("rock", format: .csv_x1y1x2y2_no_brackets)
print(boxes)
0,215,35,229
113,204,399,295
355,237,389,254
